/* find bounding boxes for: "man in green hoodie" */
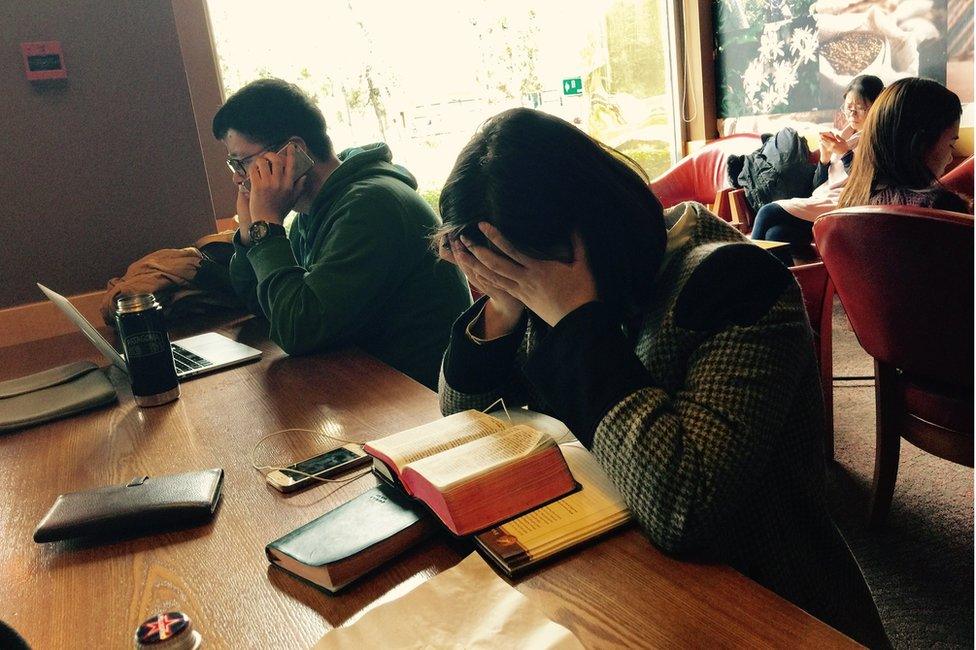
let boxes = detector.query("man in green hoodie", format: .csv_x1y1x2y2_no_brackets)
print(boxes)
212,78,471,389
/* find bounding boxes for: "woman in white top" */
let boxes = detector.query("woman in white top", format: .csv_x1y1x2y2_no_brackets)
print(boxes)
752,75,885,245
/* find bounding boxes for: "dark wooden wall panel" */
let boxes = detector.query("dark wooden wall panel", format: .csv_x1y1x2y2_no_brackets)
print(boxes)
0,0,216,309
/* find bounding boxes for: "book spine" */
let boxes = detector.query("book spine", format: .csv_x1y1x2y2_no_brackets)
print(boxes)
478,528,530,564
267,561,338,594
367,455,412,496
402,467,458,534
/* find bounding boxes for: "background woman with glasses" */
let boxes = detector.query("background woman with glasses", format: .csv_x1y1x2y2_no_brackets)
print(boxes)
752,75,884,247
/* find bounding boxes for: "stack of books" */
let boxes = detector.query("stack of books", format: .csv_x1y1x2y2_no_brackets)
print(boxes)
266,410,631,592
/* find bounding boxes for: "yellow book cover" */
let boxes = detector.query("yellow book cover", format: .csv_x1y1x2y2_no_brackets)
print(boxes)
475,443,631,575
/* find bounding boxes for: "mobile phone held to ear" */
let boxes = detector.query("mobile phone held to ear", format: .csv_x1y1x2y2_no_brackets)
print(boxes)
243,142,315,191
266,444,371,493
280,142,315,182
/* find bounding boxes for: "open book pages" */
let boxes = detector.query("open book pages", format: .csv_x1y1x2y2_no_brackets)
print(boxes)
402,425,549,492
366,410,507,473
475,443,631,575
365,410,576,536
485,408,576,444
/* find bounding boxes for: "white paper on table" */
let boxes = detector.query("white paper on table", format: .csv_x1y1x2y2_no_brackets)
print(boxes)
311,553,585,650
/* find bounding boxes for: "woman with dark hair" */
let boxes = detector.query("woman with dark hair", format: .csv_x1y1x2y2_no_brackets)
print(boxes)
752,75,885,244
435,108,889,649
840,78,970,211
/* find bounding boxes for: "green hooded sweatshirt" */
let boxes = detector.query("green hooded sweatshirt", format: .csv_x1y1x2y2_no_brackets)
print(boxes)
229,143,471,389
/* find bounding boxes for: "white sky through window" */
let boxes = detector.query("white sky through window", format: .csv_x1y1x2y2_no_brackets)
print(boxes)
207,0,676,202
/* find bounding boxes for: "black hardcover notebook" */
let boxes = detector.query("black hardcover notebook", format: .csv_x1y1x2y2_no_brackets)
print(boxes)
266,483,433,593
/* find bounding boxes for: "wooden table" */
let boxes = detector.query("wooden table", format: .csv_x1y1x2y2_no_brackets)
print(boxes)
0,315,858,649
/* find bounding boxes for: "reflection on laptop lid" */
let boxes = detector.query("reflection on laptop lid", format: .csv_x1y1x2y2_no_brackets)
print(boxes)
37,284,128,373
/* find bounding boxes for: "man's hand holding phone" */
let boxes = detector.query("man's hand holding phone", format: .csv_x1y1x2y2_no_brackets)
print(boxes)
236,182,253,243
248,143,310,225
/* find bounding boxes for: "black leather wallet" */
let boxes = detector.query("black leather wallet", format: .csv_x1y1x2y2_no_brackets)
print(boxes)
33,468,224,543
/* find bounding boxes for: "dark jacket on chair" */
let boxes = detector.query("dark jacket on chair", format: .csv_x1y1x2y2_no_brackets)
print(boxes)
728,128,817,212
439,203,889,649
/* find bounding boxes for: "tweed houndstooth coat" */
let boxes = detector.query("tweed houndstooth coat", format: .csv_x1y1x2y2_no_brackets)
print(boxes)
439,203,889,649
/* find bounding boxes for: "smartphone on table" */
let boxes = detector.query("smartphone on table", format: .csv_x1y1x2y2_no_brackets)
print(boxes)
243,142,315,191
266,444,371,493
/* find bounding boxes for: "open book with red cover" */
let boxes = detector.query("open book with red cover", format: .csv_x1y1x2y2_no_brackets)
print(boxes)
363,410,577,536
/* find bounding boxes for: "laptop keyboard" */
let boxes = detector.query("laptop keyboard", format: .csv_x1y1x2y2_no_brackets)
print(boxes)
171,344,213,375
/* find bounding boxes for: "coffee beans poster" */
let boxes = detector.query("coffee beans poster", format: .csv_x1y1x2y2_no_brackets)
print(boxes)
713,0,967,118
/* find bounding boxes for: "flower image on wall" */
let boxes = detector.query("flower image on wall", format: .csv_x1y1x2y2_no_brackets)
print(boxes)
745,23,818,112
715,0,821,117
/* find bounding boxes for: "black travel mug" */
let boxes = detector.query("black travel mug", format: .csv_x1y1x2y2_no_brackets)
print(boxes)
114,293,181,407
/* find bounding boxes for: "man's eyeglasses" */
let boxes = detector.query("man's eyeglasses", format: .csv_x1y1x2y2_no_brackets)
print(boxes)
225,141,285,176
843,103,868,116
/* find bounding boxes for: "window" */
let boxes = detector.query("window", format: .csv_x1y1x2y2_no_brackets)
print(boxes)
207,0,680,209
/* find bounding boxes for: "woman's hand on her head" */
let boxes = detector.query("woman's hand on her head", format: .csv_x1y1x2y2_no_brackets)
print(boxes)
445,237,526,338
462,223,598,327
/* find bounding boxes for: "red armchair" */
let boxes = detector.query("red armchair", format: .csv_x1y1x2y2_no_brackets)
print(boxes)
728,153,974,233
649,134,832,234
790,262,836,458
649,134,762,231
814,206,974,526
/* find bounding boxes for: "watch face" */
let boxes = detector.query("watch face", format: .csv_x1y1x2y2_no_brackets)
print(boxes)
250,221,269,241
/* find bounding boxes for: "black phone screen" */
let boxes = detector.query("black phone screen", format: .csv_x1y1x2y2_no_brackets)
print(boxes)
282,448,360,480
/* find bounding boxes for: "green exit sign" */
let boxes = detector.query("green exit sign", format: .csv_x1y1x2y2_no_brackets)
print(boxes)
562,77,583,96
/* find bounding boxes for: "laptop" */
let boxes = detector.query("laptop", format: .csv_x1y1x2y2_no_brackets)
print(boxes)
38,283,262,379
